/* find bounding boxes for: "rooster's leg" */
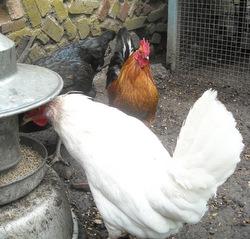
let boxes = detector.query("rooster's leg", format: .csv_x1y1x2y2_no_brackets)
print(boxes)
48,138,69,166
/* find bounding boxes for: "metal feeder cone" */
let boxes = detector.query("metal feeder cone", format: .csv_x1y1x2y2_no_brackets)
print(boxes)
0,33,63,172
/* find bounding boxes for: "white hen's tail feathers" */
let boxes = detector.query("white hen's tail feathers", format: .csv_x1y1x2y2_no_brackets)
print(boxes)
172,90,244,196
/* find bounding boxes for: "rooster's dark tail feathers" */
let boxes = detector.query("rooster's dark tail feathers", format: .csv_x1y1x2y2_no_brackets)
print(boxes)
106,27,134,88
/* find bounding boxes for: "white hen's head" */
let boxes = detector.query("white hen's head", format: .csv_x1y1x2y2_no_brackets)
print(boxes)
22,95,64,127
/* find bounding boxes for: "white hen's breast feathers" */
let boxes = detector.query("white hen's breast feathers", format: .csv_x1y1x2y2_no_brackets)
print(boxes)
50,92,243,239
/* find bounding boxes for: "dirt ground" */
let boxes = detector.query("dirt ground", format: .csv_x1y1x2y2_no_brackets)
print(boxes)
31,57,250,239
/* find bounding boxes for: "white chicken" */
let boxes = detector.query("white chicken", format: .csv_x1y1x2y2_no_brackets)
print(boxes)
26,90,243,239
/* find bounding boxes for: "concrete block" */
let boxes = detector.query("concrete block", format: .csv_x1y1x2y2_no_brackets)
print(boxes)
147,4,166,22
8,27,33,42
42,16,64,42
63,18,77,40
150,32,161,44
37,32,50,44
44,44,58,54
76,18,90,39
89,17,101,36
124,16,147,30
52,0,68,23
35,0,51,17
28,43,46,62
1,18,26,34
22,0,42,27
101,18,120,32
156,22,167,32
68,0,99,14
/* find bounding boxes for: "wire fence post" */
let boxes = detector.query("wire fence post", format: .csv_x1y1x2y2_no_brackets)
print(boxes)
167,0,178,71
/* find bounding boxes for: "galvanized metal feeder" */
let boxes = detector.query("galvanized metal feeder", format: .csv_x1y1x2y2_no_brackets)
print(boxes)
0,34,77,238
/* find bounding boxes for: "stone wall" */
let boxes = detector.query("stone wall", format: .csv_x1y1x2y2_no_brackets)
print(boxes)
0,0,167,62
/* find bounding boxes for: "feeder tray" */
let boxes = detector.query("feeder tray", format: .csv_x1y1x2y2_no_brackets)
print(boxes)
0,33,63,172
0,135,47,205
0,34,63,118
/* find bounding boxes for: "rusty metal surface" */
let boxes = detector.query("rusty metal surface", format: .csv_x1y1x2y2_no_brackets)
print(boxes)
0,135,47,205
0,33,63,118
0,168,73,239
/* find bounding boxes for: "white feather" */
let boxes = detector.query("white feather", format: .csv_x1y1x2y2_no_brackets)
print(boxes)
127,38,133,55
49,90,243,239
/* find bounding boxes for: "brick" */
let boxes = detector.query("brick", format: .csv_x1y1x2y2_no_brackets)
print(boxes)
1,18,26,34
124,16,147,30
147,4,166,22
35,0,51,17
150,33,161,44
63,18,77,40
101,18,119,32
98,0,110,21
155,23,167,32
76,18,90,39
6,0,24,20
68,0,99,14
22,0,42,27
37,32,50,44
117,1,129,22
52,0,68,23
109,1,120,19
28,43,46,62
42,16,64,42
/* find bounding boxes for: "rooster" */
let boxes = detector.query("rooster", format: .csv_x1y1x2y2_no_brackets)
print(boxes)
106,27,159,124
24,90,243,239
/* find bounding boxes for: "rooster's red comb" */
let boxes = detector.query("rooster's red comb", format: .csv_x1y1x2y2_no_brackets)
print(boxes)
139,38,150,56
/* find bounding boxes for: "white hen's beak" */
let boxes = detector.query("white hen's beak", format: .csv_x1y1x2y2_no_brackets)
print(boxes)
21,116,33,126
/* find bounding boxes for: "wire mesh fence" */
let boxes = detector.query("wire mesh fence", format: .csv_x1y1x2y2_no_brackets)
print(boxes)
175,0,250,80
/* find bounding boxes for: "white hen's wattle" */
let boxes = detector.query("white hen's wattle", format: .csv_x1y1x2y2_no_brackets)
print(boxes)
47,90,244,239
